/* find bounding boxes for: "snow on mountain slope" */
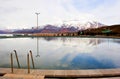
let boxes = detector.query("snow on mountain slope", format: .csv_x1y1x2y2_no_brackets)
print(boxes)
36,20,105,33
59,20,104,30
8,20,105,33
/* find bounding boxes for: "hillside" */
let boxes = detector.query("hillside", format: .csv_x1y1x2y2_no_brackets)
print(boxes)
78,25,120,36
0,30,9,34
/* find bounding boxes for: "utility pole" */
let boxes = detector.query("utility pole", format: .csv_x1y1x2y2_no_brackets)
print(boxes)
35,12,40,57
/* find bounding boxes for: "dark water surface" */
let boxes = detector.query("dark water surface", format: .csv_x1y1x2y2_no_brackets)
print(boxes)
0,37,120,69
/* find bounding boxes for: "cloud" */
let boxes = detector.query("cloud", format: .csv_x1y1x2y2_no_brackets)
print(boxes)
0,0,120,29
91,0,120,25
0,7,20,14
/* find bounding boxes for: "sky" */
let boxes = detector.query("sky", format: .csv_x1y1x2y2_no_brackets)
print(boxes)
0,0,120,29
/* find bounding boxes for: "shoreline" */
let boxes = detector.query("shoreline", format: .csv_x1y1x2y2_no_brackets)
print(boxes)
0,35,120,39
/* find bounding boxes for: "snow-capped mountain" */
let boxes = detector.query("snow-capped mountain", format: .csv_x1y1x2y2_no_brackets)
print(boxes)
55,20,104,30
9,20,105,34
38,20,104,33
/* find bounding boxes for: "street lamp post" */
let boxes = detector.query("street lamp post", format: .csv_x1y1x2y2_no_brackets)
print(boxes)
35,13,40,29
35,12,40,57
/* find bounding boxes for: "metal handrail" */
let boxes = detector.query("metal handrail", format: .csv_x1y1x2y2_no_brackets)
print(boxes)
10,50,21,73
30,50,35,69
27,53,30,73
13,50,21,68
27,50,35,73
10,53,13,73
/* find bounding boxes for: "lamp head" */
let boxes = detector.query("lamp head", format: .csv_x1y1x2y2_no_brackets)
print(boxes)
35,13,40,15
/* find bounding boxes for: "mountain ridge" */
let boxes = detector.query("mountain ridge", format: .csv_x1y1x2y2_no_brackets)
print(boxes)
0,20,105,34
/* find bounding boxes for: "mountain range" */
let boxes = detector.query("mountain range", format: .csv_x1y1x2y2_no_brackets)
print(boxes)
0,20,105,34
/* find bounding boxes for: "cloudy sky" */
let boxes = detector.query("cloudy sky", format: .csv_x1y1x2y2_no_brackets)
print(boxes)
0,0,120,29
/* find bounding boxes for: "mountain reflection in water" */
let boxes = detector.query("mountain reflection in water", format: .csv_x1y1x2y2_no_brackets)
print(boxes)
0,37,120,69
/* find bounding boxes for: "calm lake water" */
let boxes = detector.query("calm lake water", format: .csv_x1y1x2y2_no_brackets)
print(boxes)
0,37,120,70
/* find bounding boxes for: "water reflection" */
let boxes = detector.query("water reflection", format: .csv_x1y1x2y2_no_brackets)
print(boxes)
60,54,116,69
40,37,120,44
36,38,40,57
0,37,120,69
40,37,105,49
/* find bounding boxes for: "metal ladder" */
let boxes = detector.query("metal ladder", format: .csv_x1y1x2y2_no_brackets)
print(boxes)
10,50,35,73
